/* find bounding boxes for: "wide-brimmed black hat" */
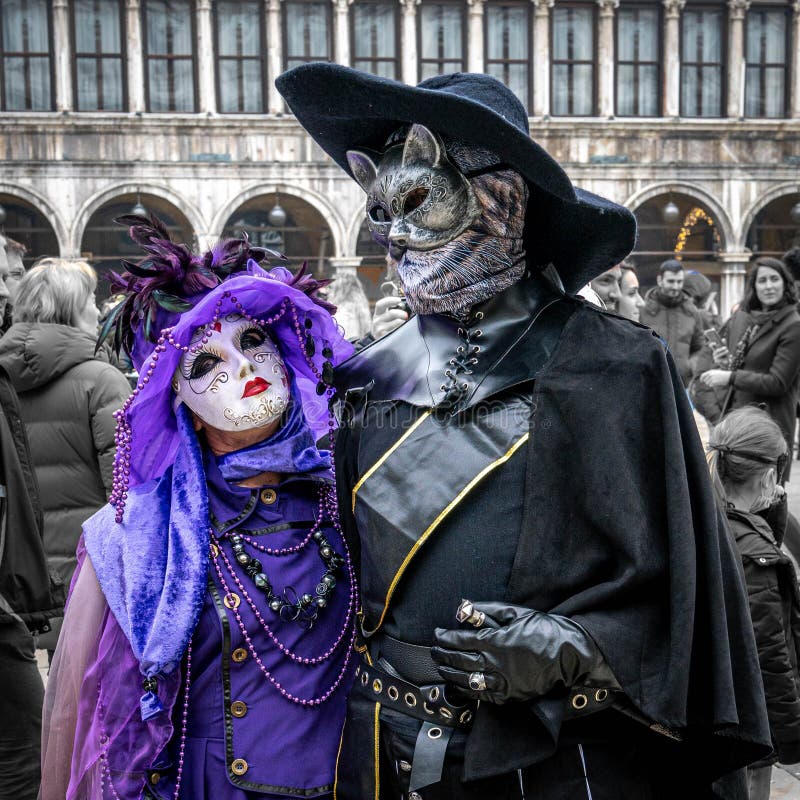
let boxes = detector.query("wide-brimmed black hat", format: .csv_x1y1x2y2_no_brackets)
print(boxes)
276,63,636,293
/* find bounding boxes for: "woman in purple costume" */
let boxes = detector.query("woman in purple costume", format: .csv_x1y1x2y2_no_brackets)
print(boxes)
40,216,356,800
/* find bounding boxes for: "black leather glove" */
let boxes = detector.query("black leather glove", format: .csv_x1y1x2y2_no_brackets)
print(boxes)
431,601,612,705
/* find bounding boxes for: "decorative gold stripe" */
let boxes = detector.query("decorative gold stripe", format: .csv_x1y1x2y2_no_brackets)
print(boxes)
351,410,432,513
365,432,530,636
373,702,381,800
332,723,346,800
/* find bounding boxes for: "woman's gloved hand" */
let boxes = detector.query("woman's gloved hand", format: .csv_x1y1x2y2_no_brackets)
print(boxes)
431,601,609,705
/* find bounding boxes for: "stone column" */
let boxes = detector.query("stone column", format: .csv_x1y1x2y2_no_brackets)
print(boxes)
719,254,749,321
267,0,283,113
126,0,146,112
597,0,619,117
332,0,352,67
726,0,749,118
466,0,485,73
329,256,363,275
52,0,73,111
663,0,685,117
792,2,800,118
400,0,419,85
531,0,554,117
196,0,216,113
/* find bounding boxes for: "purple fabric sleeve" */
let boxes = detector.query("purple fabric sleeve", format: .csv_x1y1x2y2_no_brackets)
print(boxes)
40,542,180,800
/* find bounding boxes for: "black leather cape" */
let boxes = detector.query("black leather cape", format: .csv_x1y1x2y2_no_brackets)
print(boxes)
334,275,771,796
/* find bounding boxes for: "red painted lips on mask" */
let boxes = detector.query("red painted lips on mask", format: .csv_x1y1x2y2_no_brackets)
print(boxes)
242,377,271,398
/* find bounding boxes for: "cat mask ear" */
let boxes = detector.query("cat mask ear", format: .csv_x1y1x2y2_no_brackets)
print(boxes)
346,150,379,193
402,124,443,168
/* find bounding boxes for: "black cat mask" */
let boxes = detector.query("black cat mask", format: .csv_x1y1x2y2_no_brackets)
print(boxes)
347,125,481,262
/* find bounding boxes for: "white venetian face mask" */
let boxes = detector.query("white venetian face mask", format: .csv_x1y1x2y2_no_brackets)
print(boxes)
174,314,290,432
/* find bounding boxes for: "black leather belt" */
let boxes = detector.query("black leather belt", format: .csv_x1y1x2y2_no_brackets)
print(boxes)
375,633,441,685
354,655,476,729
355,653,476,794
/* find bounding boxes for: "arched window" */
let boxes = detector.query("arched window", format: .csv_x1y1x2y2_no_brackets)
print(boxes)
80,194,195,296
0,194,59,264
746,193,800,258
630,193,723,289
222,193,334,277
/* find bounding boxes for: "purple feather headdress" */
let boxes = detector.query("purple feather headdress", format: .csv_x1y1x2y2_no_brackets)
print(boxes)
100,213,335,369
102,215,353,522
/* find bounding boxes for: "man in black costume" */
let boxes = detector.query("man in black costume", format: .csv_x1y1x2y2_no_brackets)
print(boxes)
276,66,771,799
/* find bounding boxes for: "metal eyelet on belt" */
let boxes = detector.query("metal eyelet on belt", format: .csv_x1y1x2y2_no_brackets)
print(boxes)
459,710,473,724
428,687,440,702
360,672,369,686
475,312,485,321
572,693,588,710
387,686,399,701
595,689,609,703
372,679,382,694
355,666,361,676
404,692,417,708
439,707,453,720
423,701,435,715
428,727,443,739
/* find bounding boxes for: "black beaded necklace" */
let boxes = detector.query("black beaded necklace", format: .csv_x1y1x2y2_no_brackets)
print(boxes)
221,516,345,628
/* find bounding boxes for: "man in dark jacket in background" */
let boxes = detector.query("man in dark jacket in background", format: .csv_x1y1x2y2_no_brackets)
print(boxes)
641,259,705,385
0,364,63,799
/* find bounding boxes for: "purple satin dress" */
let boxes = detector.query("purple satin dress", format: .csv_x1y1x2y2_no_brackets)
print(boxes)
149,457,356,799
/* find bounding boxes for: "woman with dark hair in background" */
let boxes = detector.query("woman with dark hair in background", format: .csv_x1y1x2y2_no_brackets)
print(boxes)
708,406,800,800
0,259,131,656
616,262,645,322
701,257,800,479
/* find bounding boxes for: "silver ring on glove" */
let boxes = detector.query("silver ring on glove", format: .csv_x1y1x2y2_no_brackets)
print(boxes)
468,671,487,692
456,600,486,629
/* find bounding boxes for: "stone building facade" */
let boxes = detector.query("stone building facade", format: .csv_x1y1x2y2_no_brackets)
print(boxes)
0,0,798,317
